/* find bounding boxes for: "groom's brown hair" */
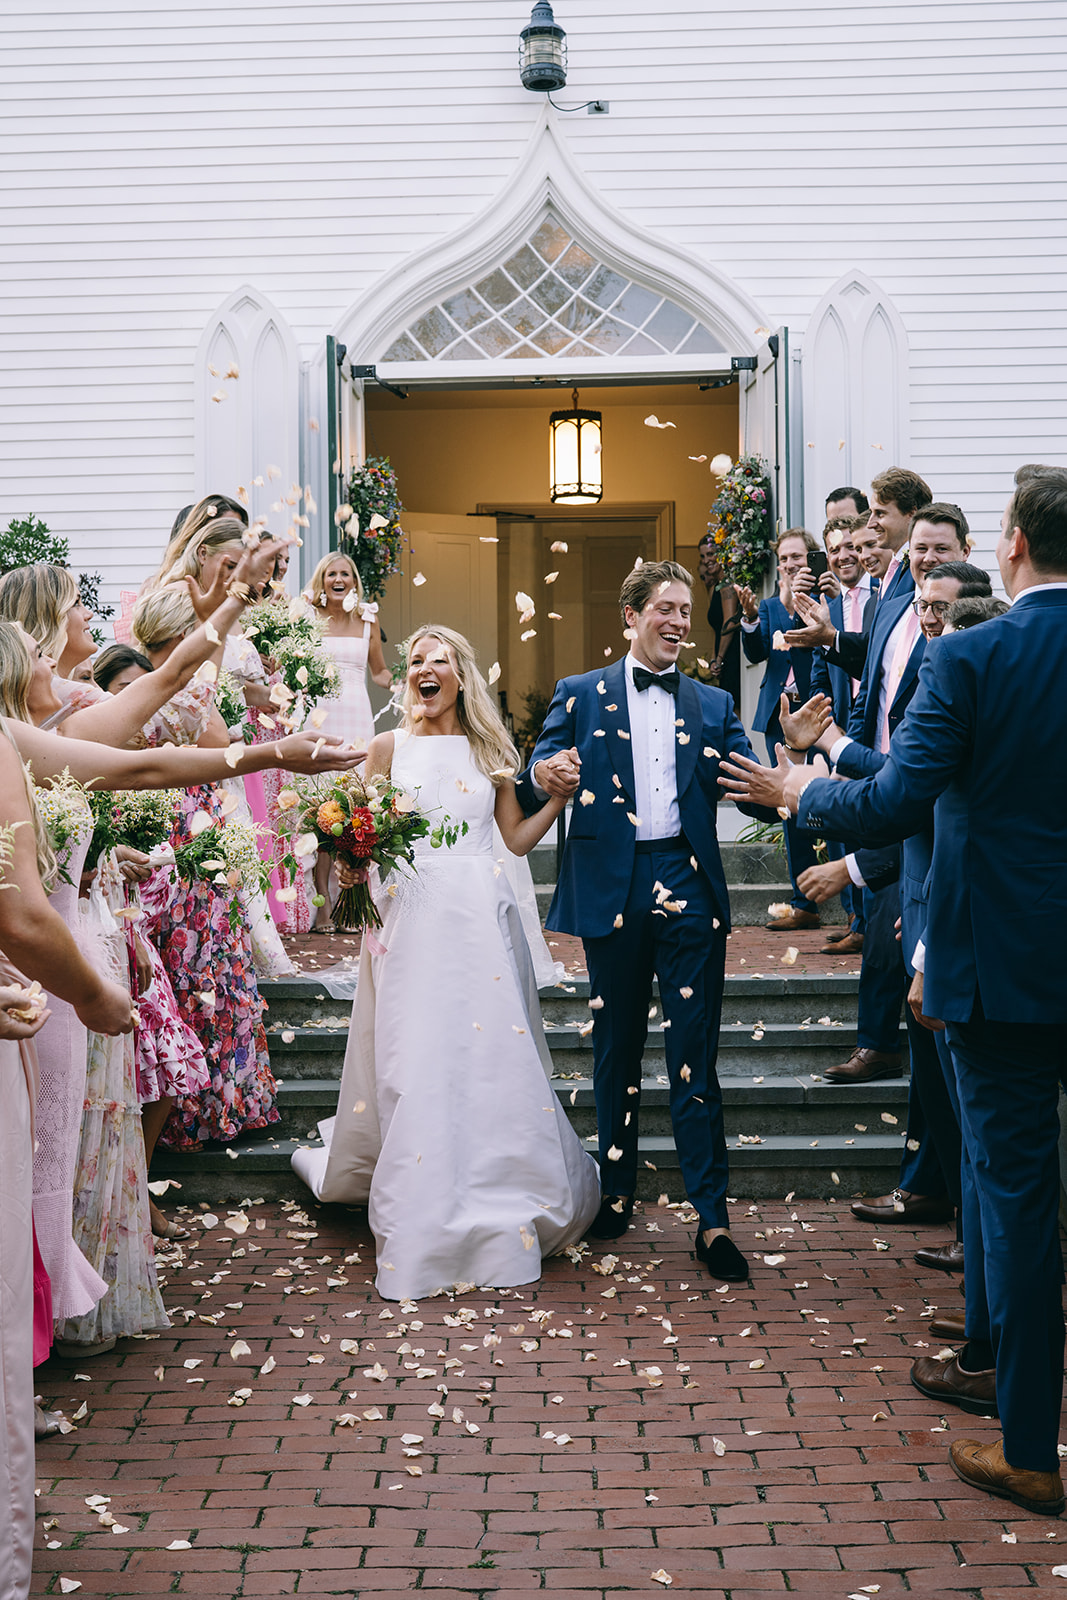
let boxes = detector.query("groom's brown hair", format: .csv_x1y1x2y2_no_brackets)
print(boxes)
618,559,692,621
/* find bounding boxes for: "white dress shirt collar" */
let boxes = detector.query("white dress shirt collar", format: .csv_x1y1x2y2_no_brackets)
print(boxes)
1011,581,1067,603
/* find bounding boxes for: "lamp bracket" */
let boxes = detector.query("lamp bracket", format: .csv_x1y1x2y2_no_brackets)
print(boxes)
349,363,408,401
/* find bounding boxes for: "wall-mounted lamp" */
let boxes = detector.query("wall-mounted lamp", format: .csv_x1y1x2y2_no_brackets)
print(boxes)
549,387,603,505
520,1,567,92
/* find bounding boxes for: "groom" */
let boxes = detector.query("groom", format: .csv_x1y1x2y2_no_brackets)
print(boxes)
517,559,774,1281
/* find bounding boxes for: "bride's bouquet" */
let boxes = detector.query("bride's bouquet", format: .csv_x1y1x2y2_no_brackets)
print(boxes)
276,771,466,934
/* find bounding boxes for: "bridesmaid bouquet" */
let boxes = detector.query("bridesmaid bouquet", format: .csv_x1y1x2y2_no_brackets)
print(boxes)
240,596,339,718
85,787,182,872
172,810,274,933
276,771,467,934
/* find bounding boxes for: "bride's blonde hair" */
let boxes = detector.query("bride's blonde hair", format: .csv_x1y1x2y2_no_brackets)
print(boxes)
401,624,519,786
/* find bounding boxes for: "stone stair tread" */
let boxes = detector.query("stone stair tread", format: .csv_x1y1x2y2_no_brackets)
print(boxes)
576,1132,906,1166
273,1074,911,1106
265,1019,893,1050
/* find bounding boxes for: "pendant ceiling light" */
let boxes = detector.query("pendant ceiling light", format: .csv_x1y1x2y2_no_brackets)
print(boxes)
549,387,603,505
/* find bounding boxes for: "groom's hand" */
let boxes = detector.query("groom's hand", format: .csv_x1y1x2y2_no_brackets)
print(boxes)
534,748,581,799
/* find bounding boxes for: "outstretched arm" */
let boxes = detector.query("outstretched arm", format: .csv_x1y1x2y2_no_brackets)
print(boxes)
62,537,288,747
495,781,566,857
0,736,133,1035
515,679,581,814
10,721,365,790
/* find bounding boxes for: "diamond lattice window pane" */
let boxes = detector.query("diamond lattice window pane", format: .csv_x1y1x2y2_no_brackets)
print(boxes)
678,323,725,354
528,274,573,315
504,245,548,291
555,297,602,337
408,306,461,357
469,320,521,357
610,284,662,329
382,331,425,361
555,242,597,290
644,300,698,352
475,269,522,312
583,316,634,353
530,323,574,356
530,218,572,264
583,265,629,310
502,298,548,338
442,289,491,331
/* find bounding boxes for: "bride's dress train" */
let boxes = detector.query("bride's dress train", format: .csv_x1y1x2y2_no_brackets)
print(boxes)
292,731,600,1299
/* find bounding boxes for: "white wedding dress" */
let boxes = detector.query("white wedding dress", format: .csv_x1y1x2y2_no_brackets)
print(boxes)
292,730,600,1300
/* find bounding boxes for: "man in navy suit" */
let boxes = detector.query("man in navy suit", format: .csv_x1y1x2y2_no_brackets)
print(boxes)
813,507,973,1103
737,528,823,931
722,467,1067,1516
810,519,878,951
789,559,993,1261
787,467,933,680
517,560,775,1283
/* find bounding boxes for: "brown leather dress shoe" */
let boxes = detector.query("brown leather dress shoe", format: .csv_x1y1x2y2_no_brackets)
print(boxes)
915,1240,965,1272
765,909,821,931
821,930,864,955
911,1351,998,1416
929,1310,967,1339
824,1047,903,1083
950,1437,1064,1516
850,1189,955,1225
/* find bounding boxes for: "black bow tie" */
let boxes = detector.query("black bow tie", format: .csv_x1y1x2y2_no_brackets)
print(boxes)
633,665,680,696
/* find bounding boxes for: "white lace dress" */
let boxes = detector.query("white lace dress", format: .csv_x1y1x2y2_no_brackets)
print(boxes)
292,731,600,1299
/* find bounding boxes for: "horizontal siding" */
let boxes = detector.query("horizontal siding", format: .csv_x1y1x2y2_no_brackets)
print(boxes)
0,0,1064,600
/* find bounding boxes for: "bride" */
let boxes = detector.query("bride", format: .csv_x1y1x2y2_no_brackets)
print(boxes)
292,624,601,1299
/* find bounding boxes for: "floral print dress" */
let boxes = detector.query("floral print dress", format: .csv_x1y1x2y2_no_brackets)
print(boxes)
139,685,279,1150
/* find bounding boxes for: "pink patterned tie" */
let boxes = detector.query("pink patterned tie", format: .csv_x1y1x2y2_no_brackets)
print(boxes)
847,586,863,697
879,605,920,753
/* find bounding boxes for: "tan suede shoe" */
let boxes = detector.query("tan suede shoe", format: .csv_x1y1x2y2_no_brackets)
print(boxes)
949,1437,1064,1516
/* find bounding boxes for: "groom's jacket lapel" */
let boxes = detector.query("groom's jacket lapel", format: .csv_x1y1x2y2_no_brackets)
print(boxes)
674,672,702,798
599,657,635,805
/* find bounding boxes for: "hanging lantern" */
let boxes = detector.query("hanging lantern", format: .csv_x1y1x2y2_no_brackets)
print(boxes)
549,387,603,505
519,1,567,93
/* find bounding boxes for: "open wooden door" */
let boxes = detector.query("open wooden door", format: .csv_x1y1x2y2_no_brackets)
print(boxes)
376,512,499,687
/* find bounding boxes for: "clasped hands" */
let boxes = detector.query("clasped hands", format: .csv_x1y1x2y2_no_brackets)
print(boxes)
533,747,582,800
718,691,837,814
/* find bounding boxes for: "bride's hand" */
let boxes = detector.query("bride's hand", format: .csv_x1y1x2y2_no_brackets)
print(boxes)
335,858,360,890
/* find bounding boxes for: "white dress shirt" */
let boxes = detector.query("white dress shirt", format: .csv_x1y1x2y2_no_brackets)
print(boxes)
624,654,682,841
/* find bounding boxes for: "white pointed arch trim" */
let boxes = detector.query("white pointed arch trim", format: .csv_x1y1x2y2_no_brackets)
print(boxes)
333,111,767,376
195,285,301,534
802,270,910,527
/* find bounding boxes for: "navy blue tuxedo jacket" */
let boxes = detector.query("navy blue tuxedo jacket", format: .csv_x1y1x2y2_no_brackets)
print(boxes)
515,658,773,940
798,588,1067,1024
740,596,814,735
842,591,926,758
827,562,912,681
810,585,877,725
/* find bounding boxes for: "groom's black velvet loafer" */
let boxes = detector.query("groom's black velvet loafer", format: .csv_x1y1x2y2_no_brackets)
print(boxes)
587,1196,635,1239
695,1230,749,1282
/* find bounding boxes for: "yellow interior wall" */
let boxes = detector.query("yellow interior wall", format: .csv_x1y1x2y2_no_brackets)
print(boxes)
363,384,739,714
364,384,738,545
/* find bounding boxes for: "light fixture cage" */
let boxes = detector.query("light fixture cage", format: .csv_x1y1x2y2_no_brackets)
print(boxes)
549,393,603,504
520,0,568,93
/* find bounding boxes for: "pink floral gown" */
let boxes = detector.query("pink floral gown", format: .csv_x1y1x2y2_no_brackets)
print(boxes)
139,685,279,1149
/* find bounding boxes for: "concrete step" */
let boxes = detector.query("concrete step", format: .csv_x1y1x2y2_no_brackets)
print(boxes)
266,1074,912,1144
149,1131,904,1206
260,971,869,1029
264,1018,906,1081
533,880,848,927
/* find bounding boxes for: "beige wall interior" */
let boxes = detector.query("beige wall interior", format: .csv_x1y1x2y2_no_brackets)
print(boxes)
367,383,739,725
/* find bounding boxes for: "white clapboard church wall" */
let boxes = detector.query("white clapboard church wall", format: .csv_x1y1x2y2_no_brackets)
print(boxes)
1,0,1064,600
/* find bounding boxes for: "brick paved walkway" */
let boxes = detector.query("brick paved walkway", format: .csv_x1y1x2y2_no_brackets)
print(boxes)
31,1199,1067,1598
283,926,863,982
